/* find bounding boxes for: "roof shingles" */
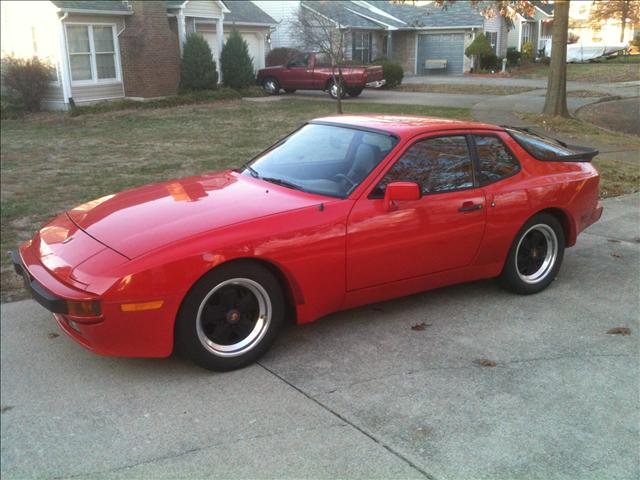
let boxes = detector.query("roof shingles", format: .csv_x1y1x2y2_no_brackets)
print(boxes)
52,0,131,12
302,0,484,30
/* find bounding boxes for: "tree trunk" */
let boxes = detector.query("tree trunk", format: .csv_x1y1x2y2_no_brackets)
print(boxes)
543,0,570,118
334,66,343,114
620,0,629,43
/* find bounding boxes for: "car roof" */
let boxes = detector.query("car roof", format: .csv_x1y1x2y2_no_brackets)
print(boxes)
310,115,503,137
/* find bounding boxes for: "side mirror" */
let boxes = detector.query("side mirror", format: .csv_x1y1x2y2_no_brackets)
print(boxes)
383,182,421,211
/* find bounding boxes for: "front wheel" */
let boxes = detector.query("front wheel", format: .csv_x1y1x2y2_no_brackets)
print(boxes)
328,80,346,99
175,261,285,371
262,77,280,95
499,213,565,295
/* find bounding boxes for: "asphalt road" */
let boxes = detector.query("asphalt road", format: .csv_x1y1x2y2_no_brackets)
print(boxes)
1,194,639,480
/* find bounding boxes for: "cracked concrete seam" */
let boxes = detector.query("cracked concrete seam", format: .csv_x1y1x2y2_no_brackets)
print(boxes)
258,362,439,480
51,423,347,480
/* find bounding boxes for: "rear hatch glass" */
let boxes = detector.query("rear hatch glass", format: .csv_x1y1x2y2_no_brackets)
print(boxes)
507,127,598,162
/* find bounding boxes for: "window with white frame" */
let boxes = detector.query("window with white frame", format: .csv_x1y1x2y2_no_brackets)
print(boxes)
521,22,532,45
353,32,371,64
66,24,118,83
485,31,497,53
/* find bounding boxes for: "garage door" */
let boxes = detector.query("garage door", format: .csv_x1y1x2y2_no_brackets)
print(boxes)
417,33,465,75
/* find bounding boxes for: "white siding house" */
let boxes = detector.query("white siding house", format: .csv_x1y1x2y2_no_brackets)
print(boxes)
252,0,301,49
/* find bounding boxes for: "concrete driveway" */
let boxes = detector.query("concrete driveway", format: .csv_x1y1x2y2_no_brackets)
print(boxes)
1,194,639,480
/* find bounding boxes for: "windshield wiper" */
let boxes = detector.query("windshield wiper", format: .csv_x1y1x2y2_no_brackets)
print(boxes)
242,163,260,178
261,176,306,192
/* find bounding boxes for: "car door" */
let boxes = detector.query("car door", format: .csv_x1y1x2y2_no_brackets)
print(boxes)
346,133,487,291
282,53,313,89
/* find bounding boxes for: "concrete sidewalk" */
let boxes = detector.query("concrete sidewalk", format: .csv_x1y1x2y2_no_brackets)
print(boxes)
403,75,640,98
1,194,639,479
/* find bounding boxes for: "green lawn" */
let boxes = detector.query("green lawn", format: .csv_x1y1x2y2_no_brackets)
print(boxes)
0,99,471,303
510,61,640,83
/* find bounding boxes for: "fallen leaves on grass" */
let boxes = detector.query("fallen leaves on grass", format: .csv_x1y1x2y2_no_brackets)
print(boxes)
1,405,14,413
47,333,59,339
607,327,631,336
411,322,431,331
474,358,497,367
611,252,623,258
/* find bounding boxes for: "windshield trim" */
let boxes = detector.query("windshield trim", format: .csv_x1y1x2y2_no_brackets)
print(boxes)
308,120,400,142
240,122,400,199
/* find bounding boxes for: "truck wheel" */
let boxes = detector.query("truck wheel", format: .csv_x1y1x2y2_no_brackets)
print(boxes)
328,80,346,99
262,77,280,95
347,88,363,97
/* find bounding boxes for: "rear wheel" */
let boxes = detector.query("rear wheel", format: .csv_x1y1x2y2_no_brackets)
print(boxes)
262,77,280,95
347,88,363,97
499,213,565,295
175,261,285,371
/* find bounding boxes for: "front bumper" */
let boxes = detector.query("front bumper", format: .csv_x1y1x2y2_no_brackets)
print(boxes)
12,250,69,314
11,247,179,358
366,79,386,88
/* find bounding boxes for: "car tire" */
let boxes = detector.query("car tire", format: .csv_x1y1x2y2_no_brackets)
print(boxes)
347,88,363,97
283,88,296,94
262,77,280,95
175,261,285,371
499,213,565,295
328,80,346,99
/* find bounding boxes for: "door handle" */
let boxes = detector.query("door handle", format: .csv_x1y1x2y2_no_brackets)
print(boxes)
458,202,483,213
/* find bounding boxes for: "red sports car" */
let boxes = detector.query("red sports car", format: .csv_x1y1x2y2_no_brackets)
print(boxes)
13,116,603,371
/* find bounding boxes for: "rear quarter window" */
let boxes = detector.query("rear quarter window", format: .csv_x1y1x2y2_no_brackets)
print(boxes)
474,135,520,185
507,129,575,160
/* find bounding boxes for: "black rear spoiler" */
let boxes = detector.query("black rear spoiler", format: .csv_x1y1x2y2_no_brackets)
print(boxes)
504,126,599,162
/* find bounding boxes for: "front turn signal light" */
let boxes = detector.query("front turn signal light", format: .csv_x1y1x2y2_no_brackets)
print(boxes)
67,300,101,317
120,300,164,312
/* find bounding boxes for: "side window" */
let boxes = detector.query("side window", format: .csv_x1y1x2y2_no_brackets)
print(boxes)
315,53,331,67
288,54,309,67
474,136,520,185
373,136,473,196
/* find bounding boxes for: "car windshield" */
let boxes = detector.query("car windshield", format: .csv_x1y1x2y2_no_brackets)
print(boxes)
243,124,398,198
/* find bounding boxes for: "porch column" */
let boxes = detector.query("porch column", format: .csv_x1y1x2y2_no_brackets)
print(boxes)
217,16,224,84
386,32,393,60
177,11,186,55
537,20,542,55
57,16,72,104
517,20,523,51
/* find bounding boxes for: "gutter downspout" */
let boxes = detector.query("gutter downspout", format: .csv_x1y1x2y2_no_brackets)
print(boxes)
57,12,72,106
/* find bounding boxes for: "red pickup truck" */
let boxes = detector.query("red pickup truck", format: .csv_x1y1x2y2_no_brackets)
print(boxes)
256,52,385,99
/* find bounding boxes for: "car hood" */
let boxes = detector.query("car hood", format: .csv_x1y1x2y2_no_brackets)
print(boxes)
67,170,327,258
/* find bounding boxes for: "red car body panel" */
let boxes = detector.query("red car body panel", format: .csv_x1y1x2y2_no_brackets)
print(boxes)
16,116,603,358
256,53,384,91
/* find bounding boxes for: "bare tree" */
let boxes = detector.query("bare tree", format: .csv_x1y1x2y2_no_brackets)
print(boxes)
291,2,348,114
589,0,640,43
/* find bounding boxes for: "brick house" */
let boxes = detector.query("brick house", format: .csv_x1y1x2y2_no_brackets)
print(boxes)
0,0,276,109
